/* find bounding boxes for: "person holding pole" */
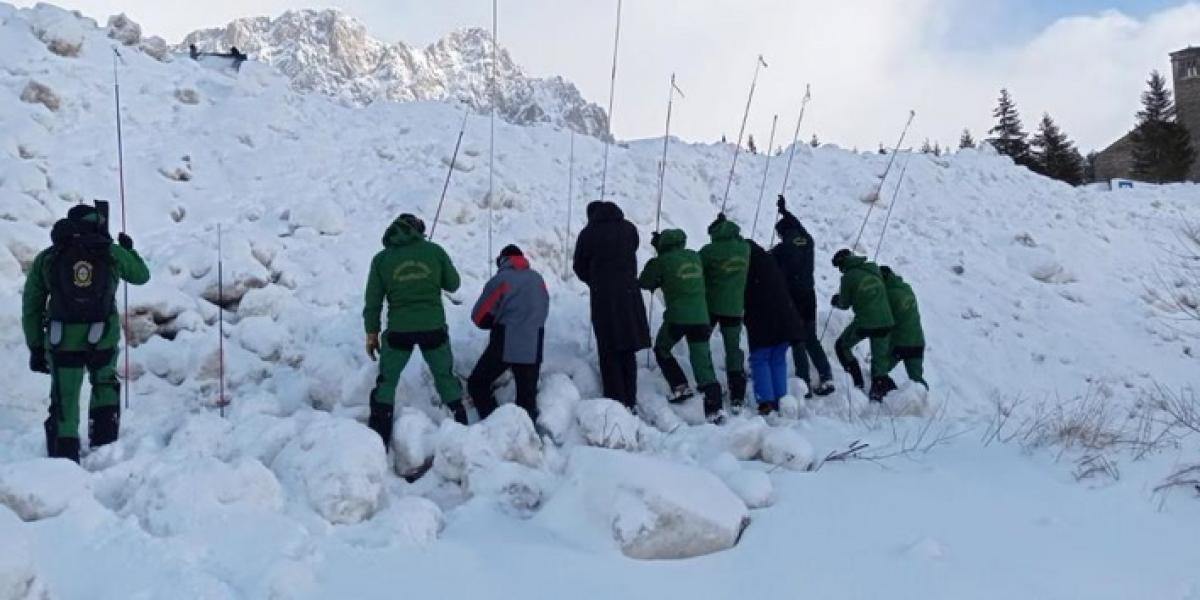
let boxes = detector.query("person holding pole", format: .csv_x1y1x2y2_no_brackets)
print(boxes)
22,203,149,462
830,249,896,402
699,213,751,410
363,213,467,450
771,196,835,397
573,201,651,411
743,239,804,416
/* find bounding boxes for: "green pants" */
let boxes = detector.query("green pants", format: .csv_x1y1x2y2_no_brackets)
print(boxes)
835,322,891,379
371,330,462,407
653,323,717,389
48,348,120,440
883,345,926,386
710,316,746,376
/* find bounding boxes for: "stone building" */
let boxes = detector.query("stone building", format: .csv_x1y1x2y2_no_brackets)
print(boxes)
1094,46,1200,183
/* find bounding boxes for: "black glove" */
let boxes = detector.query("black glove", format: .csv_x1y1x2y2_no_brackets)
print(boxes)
830,294,841,308
450,402,469,425
118,232,134,250
777,195,786,211
650,231,661,246
29,348,49,374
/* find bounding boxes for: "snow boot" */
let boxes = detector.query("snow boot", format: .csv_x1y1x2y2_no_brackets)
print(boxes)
868,376,897,403
88,405,120,448
728,371,748,408
846,362,865,390
367,402,394,450
757,402,779,417
812,378,836,397
449,401,470,426
700,383,724,422
50,437,80,463
668,385,695,404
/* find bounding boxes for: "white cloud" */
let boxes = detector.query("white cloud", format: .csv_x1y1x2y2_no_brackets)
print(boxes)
13,0,1200,151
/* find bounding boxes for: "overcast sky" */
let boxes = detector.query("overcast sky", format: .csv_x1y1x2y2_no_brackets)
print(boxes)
18,0,1200,152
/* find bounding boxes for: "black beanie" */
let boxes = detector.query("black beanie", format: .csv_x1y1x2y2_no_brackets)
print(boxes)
500,244,523,257
832,248,852,269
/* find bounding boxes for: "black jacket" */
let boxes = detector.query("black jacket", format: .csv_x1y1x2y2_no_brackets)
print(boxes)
770,208,816,292
745,241,804,350
573,201,651,354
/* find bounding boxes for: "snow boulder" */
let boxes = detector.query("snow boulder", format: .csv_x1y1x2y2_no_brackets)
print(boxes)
761,427,816,471
29,4,86,57
540,447,750,560
535,372,581,443
0,458,91,521
272,416,386,524
576,398,642,450
125,457,283,537
718,415,768,460
707,453,774,509
432,405,544,486
0,507,52,599
106,13,141,45
391,407,438,479
289,199,346,235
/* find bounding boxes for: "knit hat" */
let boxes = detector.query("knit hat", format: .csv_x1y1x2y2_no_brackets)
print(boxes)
500,244,523,257
832,248,853,269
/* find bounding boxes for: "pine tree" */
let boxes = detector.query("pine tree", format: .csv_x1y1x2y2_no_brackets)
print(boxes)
810,134,820,148
959,129,976,149
1130,71,1197,183
747,134,757,155
1030,113,1084,186
878,144,887,155
1083,151,1098,183
987,88,1033,167
721,134,727,144
920,138,934,154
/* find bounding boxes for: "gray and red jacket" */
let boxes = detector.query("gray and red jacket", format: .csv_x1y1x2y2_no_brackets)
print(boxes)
472,255,550,365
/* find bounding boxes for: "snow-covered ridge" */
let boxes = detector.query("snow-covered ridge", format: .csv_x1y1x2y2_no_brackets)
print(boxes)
1,3,1198,598
179,9,611,139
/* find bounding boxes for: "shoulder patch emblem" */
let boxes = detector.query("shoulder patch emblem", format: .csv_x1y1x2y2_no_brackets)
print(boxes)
72,261,94,288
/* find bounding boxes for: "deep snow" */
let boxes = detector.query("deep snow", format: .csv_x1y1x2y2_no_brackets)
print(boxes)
0,4,1198,599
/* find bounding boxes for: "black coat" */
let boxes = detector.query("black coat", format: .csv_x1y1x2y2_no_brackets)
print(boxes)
770,208,816,292
744,241,804,350
573,202,651,354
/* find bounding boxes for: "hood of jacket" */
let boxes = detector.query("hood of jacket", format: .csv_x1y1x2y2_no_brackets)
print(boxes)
708,218,742,241
382,217,423,248
839,254,881,277
775,211,805,237
498,255,531,271
587,201,624,224
653,229,687,254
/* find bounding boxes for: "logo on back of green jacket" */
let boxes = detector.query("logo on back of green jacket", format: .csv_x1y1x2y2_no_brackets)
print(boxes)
718,257,748,274
392,260,433,283
676,263,703,280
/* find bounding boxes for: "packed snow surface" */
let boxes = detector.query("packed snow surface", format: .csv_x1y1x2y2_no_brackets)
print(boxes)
0,4,1198,599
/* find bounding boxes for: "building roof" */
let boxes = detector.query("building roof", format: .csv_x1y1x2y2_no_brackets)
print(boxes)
1171,46,1200,60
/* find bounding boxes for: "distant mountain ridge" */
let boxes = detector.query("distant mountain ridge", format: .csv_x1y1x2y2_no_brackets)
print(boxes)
180,9,610,139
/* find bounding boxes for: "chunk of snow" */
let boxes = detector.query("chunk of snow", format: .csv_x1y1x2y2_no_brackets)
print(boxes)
535,372,580,443
0,458,91,521
18,81,60,112
106,13,141,45
391,407,438,479
576,398,642,450
706,453,774,509
271,415,386,524
289,200,346,235
761,427,816,471
124,457,283,536
0,507,52,599
718,416,768,460
29,4,86,57
432,405,543,486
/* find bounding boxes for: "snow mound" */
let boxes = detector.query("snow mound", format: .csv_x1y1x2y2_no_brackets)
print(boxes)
540,447,750,560
0,508,51,600
0,458,91,521
718,415,769,460
707,453,775,509
28,3,86,57
576,398,644,450
337,495,444,549
761,427,816,471
124,457,283,537
433,405,544,489
271,415,386,524
391,407,438,479
535,372,581,443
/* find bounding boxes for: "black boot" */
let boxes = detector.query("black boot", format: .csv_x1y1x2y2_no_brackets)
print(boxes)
868,376,897,403
728,371,748,408
367,402,394,450
449,402,470,425
44,417,57,458
700,383,724,422
51,437,81,463
88,405,120,448
846,362,865,390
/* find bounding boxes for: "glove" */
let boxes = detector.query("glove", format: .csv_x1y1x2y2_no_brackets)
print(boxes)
777,195,786,211
650,231,661,246
118,232,134,250
29,348,49,374
830,294,841,308
450,402,469,425
365,333,380,361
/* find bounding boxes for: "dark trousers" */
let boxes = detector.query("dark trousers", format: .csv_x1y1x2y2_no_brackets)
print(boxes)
789,287,833,382
468,333,541,422
598,350,638,409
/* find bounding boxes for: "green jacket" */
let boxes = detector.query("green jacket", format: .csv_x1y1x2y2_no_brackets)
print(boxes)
22,244,150,351
882,268,925,348
699,219,750,318
832,255,894,331
638,229,709,325
363,217,460,334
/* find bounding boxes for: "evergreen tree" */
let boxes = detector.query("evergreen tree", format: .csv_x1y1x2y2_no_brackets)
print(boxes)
1083,151,1098,183
934,142,943,156
1130,71,1197,183
920,138,934,154
987,88,1033,167
747,134,758,155
959,129,976,149
1030,113,1084,185
810,134,820,148
721,134,727,144
878,144,887,155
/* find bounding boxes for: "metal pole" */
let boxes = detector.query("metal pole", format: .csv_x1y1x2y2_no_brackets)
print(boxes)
488,0,498,273
769,84,811,248
429,110,470,241
564,130,576,280
217,224,226,417
719,54,768,214
598,0,623,202
112,49,131,410
872,149,916,262
749,114,779,242
646,74,685,369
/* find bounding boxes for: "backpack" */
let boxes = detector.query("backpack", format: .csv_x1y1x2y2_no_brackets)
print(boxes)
47,218,115,325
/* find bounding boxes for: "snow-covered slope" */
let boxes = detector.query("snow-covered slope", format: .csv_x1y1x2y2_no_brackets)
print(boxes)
179,9,610,139
1,5,1198,599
